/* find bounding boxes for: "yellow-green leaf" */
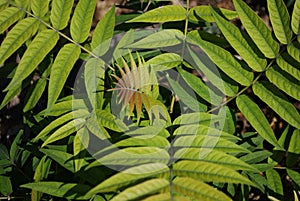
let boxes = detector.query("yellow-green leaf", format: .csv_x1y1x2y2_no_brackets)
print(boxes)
287,42,300,62
50,0,74,30
253,81,300,129
211,7,266,72
127,5,186,23
47,44,81,112
276,54,300,80
236,94,282,149
5,29,59,91
0,17,40,64
31,0,49,17
267,0,292,44
0,7,23,34
292,0,300,34
70,0,96,43
233,0,280,58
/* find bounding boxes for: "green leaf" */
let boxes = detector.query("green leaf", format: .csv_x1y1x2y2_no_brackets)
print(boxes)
50,0,74,30
125,29,184,49
0,7,23,34
31,0,49,17
42,118,86,147
211,7,266,72
253,81,300,129
173,112,221,126
186,43,238,96
0,175,12,196
189,30,253,86
23,66,50,112
173,177,232,201
73,132,86,172
88,163,169,194
177,67,222,106
127,5,186,23
145,53,182,71
266,169,283,197
240,150,273,164
0,17,40,64
0,0,8,11
97,147,169,166
113,29,134,60
174,124,239,140
189,5,237,22
0,144,9,160
174,148,257,171
173,135,248,153
84,58,105,109
173,160,255,186
266,65,300,101
21,182,92,200
95,109,128,132
35,109,89,142
287,42,300,63
166,74,207,112
267,0,292,44
233,0,280,58
110,178,169,201
276,54,300,81
236,95,282,149
70,0,96,43
288,129,300,154
85,112,110,140
47,44,81,112
5,29,59,91
91,5,115,56
287,169,300,187
291,0,300,34
40,148,75,172
0,83,21,110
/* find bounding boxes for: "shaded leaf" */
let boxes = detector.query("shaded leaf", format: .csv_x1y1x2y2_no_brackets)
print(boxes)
266,169,283,197
21,182,92,200
189,5,237,22
47,44,81,112
288,129,300,154
0,175,12,196
236,95,282,149
0,17,40,64
70,0,96,43
233,0,280,58
267,0,292,44
50,0,74,30
127,5,186,23
287,169,300,187
145,53,182,71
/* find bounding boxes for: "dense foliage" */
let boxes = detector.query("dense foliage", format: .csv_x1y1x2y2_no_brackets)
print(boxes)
0,0,300,200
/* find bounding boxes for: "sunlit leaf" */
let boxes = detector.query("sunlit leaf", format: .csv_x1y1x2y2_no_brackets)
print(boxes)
189,5,237,22
50,0,74,30
0,7,23,34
